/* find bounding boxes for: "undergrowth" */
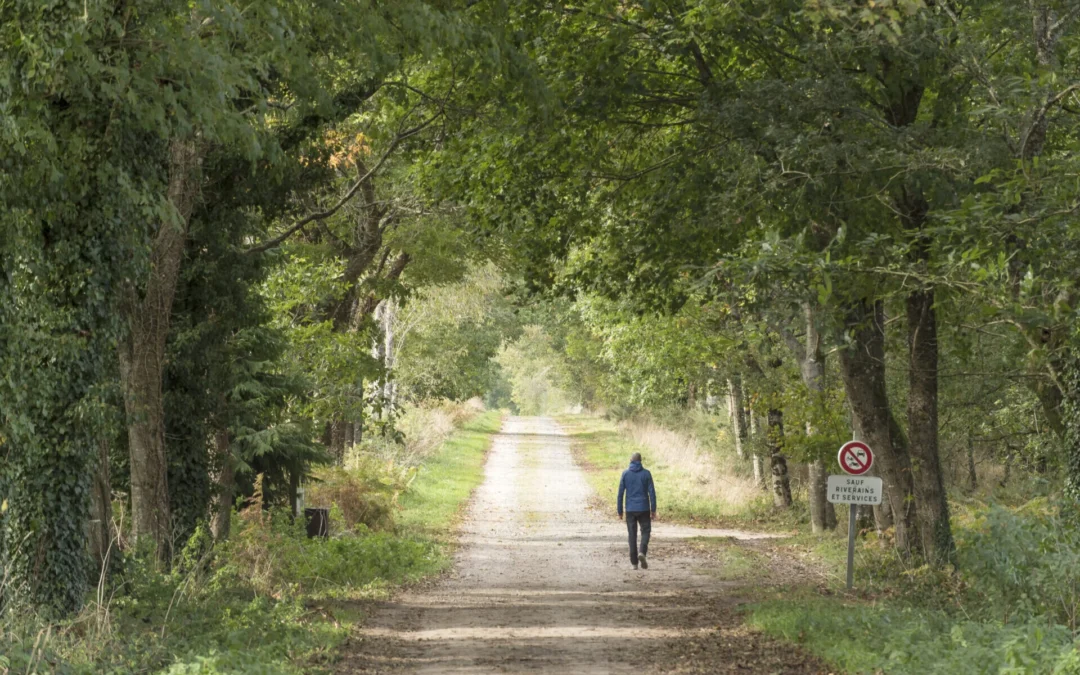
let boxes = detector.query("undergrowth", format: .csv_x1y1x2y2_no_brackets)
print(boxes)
0,407,503,674
750,501,1080,674
561,409,1080,672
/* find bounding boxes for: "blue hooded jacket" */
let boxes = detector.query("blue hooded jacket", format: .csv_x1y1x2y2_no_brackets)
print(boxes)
617,461,656,515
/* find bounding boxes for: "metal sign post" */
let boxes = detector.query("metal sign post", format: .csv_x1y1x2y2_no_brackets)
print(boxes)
830,442,882,590
847,503,857,589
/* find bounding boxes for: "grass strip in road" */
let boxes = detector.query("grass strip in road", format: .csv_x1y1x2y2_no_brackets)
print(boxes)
398,410,504,539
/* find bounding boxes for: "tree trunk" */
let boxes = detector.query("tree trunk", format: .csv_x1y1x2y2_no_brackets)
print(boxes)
289,469,301,519
330,419,348,464
749,409,767,490
88,439,114,574
1058,353,1080,501
907,289,955,565
376,299,399,421
210,428,234,542
837,298,917,557
807,459,834,532
852,415,893,532
782,304,837,531
966,434,978,492
726,377,747,460
767,409,793,508
119,138,202,565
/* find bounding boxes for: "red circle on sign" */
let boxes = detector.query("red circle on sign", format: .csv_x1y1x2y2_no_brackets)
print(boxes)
838,441,873,476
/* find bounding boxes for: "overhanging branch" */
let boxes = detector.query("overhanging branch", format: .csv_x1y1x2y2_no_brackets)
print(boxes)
244,111,442,255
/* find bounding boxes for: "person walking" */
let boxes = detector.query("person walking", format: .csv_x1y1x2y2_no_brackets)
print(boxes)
617,452,657,570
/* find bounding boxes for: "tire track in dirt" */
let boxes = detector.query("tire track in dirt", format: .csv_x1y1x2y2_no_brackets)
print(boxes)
339,416,831,674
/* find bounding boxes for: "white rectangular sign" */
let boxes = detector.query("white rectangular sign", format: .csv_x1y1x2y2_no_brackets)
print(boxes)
827,475,883,505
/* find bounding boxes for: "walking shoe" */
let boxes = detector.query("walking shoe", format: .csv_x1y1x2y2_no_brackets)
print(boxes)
632,563,638,570
639,554,648,569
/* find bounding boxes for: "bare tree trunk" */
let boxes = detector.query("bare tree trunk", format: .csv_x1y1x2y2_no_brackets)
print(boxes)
289,469,301,518
210,428,233,542
749,409,767,490
838,298,917,557
807,459,833,532
967,434,978,492
374,299,399,421
767,409,793,508
779,304,836,531
907,288,955,565
726,377,747,460
88,439,114,572
383,300,397,417
119,138,202,565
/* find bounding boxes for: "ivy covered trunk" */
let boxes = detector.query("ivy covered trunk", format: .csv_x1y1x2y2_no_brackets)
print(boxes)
0,208,129,615
89,439,114,573
838,298,917,557
906,288,955,565
1060,350,1080,503
767,409,793,508
119,138,203,565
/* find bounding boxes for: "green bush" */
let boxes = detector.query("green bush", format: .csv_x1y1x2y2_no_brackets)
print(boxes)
306,456,416,532
956,502,1080,630
751,502,1080,674
750,597,1080,675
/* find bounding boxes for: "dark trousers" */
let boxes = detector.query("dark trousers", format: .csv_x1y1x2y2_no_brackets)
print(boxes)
626,511,651,565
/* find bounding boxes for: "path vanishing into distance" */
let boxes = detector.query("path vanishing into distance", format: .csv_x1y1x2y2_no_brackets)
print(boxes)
341,417,830,674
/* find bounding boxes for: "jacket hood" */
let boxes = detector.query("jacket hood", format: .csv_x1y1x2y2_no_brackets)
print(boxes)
628,461,644,472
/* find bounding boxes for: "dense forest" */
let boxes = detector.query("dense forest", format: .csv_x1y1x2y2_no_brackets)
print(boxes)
4,0,1080,673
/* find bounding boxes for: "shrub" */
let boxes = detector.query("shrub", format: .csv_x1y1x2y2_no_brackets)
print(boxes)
216,508,442,601
306,456,415,532
956,501,1080,630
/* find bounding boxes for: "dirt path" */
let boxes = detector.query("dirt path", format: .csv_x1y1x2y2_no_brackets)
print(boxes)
340,417,830,674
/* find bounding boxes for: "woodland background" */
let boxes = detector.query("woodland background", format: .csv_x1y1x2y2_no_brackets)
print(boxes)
4,0,1080,672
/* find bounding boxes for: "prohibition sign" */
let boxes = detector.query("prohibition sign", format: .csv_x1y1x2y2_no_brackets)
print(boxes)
838,441,873,476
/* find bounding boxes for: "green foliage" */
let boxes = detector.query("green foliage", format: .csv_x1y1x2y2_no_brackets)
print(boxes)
307,457,416,532
752,502,1080,673
0,403,502,672
956,503,1080,630
217,511,441,602
495,327,572,415
750,596,1080,675
394,265,519,402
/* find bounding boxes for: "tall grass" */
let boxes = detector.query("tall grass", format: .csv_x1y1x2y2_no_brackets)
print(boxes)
559,413,779,526
621,418,761,513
